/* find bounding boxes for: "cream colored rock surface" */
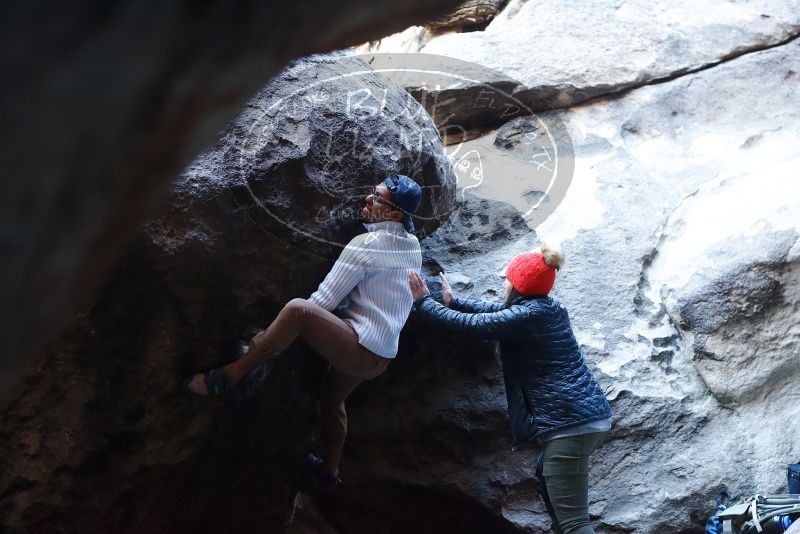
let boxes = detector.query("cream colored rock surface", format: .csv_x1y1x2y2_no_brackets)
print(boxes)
426,0,800,106
364,0,800,115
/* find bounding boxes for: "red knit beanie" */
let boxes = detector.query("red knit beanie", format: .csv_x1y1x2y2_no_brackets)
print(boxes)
505,252,556,297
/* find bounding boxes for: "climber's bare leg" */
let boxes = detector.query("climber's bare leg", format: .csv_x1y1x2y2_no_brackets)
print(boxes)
187,298,369,394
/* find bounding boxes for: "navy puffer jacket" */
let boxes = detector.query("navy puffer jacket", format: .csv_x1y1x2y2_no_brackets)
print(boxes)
413,293,611,450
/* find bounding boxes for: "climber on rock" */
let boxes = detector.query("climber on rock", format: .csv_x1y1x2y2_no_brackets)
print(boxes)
408,245,612,534
185,174,424,492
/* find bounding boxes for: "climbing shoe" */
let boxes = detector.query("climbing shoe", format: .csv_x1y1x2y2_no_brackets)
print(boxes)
182,367,232,397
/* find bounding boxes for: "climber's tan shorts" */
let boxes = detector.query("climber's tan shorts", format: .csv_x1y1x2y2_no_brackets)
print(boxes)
249,297,390,379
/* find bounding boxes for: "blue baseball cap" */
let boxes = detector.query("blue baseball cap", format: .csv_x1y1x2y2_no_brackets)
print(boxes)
384,174,422,233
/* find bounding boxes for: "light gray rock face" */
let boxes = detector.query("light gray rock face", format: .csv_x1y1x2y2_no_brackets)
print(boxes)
330,38,800,534
357,25,433,54
361,0,800,121
423,0,800,106
668,229,799,407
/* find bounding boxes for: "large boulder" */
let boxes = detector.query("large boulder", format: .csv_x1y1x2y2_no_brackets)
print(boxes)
153,53,456,310
0,55,456,534
650,172,800,408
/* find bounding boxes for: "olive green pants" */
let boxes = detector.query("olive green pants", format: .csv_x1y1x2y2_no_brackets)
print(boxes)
539,431,609,534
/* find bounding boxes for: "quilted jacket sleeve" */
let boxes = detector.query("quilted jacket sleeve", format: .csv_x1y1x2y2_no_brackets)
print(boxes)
448,297,504,314
414,295,533,341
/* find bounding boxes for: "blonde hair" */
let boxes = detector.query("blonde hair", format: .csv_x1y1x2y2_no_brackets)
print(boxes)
539,242,564,270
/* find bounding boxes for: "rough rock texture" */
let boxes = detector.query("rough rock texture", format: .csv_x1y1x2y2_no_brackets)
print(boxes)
360,0,510,58
357,53,547,144
428,0,509,31
423,0,800,104
357,26,434,55
0,55,456,534
317,38,800,534
355,0,529,53
666,230,799,407
360,0,800,128
0,0,465,397
174,54,456,254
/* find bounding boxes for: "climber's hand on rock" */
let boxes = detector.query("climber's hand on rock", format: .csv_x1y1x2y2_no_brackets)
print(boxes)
438,272,453,307
408,271,430,301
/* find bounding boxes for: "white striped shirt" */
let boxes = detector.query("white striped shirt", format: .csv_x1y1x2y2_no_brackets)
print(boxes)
308,221,422,358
